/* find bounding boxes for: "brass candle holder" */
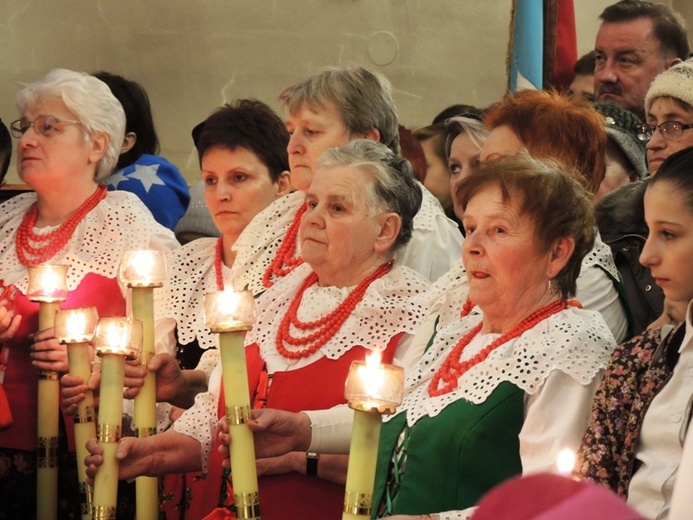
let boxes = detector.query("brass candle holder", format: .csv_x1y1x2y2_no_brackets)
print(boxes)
204,289,259,520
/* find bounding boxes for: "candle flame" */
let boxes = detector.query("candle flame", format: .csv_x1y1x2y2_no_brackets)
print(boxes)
66,310,88,337
360,352,384,400
556,448,576,476
105,321,130,352
218,288,240,315
132,251,155,279
40,267,62,295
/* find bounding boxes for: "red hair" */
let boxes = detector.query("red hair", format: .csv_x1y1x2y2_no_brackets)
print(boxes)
484,90,605,194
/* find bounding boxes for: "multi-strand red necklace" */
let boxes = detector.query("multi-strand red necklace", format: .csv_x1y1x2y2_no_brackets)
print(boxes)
428,298,578,397
214,237,225,291
261,203,307,288
16,185,107,266
275,260,393,360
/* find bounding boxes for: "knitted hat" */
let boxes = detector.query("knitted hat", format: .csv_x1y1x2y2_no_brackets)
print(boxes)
645,57,693,115
174,180,220,240
592,100,649,179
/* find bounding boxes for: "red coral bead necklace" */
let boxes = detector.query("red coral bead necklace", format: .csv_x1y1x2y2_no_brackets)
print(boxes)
261,203,306,288
276,260,393,360
16,185,107,266
428,297,580,397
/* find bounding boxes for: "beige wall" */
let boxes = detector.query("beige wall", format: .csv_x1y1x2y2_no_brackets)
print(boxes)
1,0,685,184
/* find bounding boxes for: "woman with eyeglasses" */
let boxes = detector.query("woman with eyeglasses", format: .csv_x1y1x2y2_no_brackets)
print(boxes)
578,146,693,519
0,68,177,519
596,57,693,336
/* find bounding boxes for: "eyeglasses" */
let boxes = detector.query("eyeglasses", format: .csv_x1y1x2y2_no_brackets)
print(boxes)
10,115,82,139
635,121,693,142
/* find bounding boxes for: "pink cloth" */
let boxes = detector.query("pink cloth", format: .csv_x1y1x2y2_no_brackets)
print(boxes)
472,473,645,520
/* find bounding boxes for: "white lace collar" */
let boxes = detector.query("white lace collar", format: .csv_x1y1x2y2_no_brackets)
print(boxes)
155,237,225,350
0,191,177,292
390,306,615,427
246,262,431,361
230,190,305,295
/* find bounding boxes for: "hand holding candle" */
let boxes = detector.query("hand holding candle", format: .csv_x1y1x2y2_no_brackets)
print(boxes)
119,249,165,520
204,288,259,520
343,353,404,520
27,263,69,520
55,307,99,520
92,317,142,520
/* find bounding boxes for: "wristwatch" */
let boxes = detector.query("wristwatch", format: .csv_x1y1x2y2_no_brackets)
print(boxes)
306,451,319,476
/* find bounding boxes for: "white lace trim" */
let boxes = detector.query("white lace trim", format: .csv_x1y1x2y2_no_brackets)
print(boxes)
230,190,304,295
155,237,227,350
246,263,431,361
390,306,615,427
412,182,442,231
0,191,178,292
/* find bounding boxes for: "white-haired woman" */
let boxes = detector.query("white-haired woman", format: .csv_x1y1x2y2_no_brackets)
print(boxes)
0,68,177,518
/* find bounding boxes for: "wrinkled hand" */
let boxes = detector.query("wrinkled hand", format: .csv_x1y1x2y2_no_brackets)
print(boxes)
84,436,140,485
148,353,186,403
30,328,68,372
61,372,100,415
256,452,303,477
0,301,20,343
122,358,147,399
247,409,311,458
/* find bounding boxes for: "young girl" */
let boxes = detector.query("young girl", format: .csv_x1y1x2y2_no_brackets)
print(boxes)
578,145,693,519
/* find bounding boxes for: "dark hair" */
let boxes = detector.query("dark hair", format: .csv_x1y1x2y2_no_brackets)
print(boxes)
431,104,482,125
414,122,447,169
93,72,159,170
457,155,596,298
484,90,606,195
318,139,422,251
0,119,10,184
573,51,597,75
195,99,289,182
648,146,693,210
600,0,689,60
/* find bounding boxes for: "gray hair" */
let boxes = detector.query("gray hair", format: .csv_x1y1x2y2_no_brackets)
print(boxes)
444,116,489,159
16,68,126,182
317,139,421,251
280,66,400,154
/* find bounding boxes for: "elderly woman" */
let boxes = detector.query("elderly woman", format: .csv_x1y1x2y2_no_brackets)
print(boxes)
246,155,616,519
578,146,693,519
231,66,463,291
84,139,431,519
476,89,629,343
371,155,616,518
0,69,177,518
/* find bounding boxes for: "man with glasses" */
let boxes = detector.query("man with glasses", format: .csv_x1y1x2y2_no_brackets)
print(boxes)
596,58,693,336
594,0,688,121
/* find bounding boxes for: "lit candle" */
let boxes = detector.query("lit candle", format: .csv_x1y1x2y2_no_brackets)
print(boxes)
91,317,142,520
556,448,577,477
27,263,69,520
55,307,99,520
343,353,404,520
204,289,258,520
119,250,166,520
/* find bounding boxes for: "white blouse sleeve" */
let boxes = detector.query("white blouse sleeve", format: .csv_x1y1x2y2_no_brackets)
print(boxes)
519,368,603,475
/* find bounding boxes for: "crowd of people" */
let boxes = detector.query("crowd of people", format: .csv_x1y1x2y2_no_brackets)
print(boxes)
1,0,693,519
